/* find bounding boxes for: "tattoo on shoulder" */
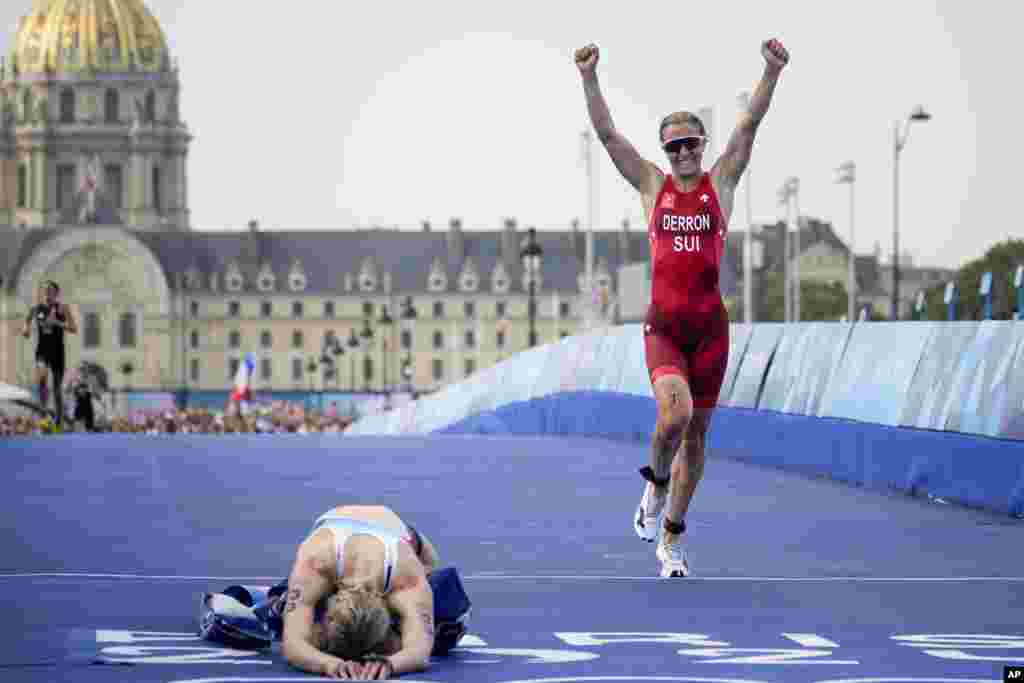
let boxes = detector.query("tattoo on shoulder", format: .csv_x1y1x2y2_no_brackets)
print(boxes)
416,603,434,637
284,587,303,613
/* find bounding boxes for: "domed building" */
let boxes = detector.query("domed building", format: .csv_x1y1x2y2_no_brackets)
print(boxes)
1,0,190,229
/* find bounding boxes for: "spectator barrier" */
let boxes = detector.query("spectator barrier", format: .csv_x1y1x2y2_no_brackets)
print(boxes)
347,321,1024,516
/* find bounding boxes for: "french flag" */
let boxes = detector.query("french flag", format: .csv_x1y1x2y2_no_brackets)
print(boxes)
230,353,256,403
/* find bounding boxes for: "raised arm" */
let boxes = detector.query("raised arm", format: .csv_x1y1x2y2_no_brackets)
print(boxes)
576,44,661,196
280,550,358,679
713,38,790,190
62,304,78,335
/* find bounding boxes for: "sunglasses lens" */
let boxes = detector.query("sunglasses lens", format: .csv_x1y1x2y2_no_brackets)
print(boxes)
664,137,703,154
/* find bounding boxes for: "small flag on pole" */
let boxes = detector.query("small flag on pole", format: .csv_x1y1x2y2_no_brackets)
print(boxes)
230,352,255,403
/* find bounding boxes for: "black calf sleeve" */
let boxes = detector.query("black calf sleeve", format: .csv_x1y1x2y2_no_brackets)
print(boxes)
639,466,670,488
663,517,686,535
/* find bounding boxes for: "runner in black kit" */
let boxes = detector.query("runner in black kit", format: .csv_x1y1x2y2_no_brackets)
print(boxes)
20,281,77,427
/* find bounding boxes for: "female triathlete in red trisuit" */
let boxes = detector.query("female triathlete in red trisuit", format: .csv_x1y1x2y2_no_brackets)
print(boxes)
576,38,790,577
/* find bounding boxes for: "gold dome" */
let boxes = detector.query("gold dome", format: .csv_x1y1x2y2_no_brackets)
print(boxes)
12,0,169,74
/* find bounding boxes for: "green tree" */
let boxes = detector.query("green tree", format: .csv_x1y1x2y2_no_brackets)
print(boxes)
922,239,1024,320
759,271,849,321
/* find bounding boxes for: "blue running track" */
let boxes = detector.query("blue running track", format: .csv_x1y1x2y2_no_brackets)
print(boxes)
2,433,1023,682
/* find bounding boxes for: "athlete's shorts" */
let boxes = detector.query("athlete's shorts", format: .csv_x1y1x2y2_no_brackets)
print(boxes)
643,309,729,412
35,350,65,377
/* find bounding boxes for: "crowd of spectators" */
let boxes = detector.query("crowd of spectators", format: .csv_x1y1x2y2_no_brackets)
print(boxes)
0,400,355,437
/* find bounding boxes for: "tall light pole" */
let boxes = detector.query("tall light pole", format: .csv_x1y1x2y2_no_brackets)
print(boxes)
581,129,597,327
346,329,359,393
521,227,544,348
892,105,932,320
777,177,799,321
738,92,754,323
836,161,857,321
378,305,394,395
400,296,418,393
359,319,373,392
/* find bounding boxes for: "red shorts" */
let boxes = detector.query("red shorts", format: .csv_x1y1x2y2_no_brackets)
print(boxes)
643,308,730,412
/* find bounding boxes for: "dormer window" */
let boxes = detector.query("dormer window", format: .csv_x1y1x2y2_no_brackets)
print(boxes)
289,274,307,292
226,273,244,293
460,273,478,292
258,274,275,292
184,268,201,290
359,274,376,292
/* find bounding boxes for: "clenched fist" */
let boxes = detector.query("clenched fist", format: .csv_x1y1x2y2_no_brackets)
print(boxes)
574,43,599,74
761,38,789,70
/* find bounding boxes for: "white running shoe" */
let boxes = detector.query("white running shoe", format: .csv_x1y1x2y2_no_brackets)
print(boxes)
633,483,666,543
656,535,691,578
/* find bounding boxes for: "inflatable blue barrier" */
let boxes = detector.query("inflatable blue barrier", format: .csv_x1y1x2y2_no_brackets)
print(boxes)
347,323,1024,516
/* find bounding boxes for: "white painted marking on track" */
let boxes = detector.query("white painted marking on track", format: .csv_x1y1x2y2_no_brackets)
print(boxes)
3,571,1024,583
782,633,841,648
479,677,771,683
813,678,1001,683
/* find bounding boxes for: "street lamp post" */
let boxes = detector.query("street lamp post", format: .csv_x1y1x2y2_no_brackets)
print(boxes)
360,319,374,392
346,329,359,392
892,105,932,320
777,177,799,321
400,296,418,394
305,357,317,412
738,91,754,323
836,161,857,321
521,227,544,347
378,305,394,395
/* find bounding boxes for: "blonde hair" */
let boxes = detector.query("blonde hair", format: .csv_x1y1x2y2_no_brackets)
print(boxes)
318,587,393,661
658,111,707,142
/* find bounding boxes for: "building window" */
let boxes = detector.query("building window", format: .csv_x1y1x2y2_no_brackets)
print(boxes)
145,90,156,123
105,164,123,210
56,164,75,211
433,330,444,350
59,88,75,124
560,330,570,339
464,301,475,319
228,330,241,349
118,312,137,348
401,329,412,350
496,330,505,349
258,301,271,318
432,358,444,381
189,330,199,350
83,312,101,349
464,358,476,377
292,358,303,382
104,89,119,123
496,301,506,317
433,301,444,319
228,357,240,380
363,357,374,383
292,330,304,349
261,358,272,381
362,301,374,317
17,165,27,208
228,301,240,317
292,301,303,318
152,165,162,213
464,330,475,349
190,358,200,382
261,331,272,349
190,301,200,317
324,301,335,318
559,301,571,318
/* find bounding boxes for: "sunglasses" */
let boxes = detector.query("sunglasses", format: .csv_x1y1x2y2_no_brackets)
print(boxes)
662,136,707,154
